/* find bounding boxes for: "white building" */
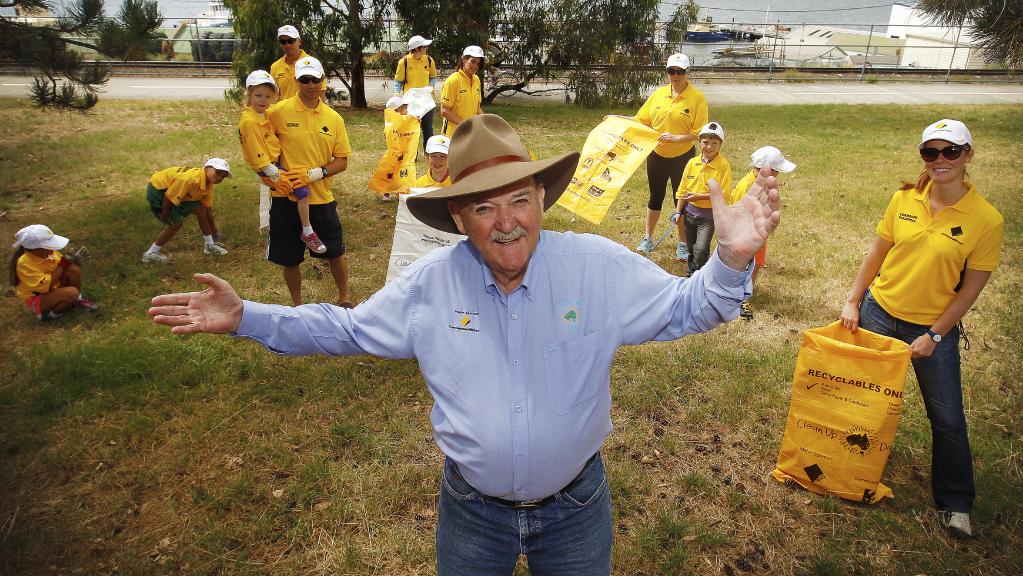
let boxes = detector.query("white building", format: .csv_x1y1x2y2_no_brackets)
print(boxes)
886,2,987,69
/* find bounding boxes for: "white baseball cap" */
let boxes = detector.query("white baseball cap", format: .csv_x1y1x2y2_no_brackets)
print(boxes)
463,45,485,58
698,121,725,142
294,56,324,79
277,25,300,39
12,224,69,251
425,135,450,155
245,69,277,90
751,146,796,173
385,95,408,110
408,35,432,51
666,53,690,69
920,119,972,148
204,157,232,176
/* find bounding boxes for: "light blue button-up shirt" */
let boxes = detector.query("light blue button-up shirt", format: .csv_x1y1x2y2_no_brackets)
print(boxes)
236,231,751,501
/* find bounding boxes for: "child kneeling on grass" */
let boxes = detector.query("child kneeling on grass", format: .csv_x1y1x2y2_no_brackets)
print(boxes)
142,158,231,263
10,224,98,320
671,121,732,275
238,70,325,253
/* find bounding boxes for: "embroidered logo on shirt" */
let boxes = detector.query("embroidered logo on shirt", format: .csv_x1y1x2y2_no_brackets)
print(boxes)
898,213,918,223
449,309,480,333
560,303,581,328
951,226,963,236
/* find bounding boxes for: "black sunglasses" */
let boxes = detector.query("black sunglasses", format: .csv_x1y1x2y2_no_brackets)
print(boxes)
297,76,320,84
919,144,967,162
279,37,297,45
667,67,688,75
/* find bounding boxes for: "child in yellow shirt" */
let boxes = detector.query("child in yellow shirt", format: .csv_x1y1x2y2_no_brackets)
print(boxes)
10,224,97,320
142,158,231,263
671,121,732,275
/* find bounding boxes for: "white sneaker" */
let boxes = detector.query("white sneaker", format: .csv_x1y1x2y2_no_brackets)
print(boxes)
142,251,170,263
945,511,972,539
203,243,229,256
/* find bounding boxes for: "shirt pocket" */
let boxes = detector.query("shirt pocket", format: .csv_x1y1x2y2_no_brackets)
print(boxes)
543,328,611,415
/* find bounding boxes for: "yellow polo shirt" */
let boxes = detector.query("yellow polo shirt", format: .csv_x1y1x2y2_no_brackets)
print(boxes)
871,182,1003,325
15,251,62,300
678,153,732,209
150,166,214,207
394,54,437,91
238,107,281,171
634,83,708,158
414,171,451,188
728,169,756,205
270,50,326,100
268,96,351,204
440,69,481,137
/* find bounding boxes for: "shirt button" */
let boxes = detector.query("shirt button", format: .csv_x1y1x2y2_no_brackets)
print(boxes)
513,359,520,365
515,405,522,412
511,313,518,320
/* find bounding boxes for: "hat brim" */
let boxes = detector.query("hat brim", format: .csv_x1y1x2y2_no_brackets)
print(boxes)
407,151,580,234
40,234,70,251
775,159,796,173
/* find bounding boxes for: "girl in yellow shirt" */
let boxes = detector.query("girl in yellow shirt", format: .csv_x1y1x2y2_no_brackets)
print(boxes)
9,224,97,320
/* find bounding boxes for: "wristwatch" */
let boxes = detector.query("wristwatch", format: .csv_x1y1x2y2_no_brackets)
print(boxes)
321,166,329,178
926,329,942,343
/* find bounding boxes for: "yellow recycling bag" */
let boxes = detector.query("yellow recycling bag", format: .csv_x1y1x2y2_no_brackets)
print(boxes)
368,110,420,196
556,117,659,225
773,321,911,504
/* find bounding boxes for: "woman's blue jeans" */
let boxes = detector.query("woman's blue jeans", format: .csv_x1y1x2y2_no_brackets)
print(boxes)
436,452,612,576
858,290,975,512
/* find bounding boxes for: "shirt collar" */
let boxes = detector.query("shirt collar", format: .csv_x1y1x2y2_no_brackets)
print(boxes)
915,180,977,214
294,96,322,114
198,167,208,191
473,232,544,301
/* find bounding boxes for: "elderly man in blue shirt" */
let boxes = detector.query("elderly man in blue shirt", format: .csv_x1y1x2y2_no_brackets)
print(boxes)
150,114,781,576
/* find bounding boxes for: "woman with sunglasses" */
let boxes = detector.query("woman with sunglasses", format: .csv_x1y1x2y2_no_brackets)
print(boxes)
630,53,707,258
840,119,1004,540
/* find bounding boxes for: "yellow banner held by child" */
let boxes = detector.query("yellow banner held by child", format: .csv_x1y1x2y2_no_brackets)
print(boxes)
368,110,420,196
773,321,911,504
555,117,660,225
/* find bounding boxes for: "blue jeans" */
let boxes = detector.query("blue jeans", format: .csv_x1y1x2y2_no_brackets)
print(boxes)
436,452,612,576
858,290,974,512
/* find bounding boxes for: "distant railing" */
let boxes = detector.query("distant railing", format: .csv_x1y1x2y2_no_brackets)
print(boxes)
4,15,1019,82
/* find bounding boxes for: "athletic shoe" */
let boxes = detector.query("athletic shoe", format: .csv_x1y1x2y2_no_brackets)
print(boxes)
212,231,224,243
945,511,973,539
75,297,99,312
740,302,754,321
142,251,170,263
301,231,327,254
676,242,689,261
636,237,654,254
203,243,228,256
380,193,395,202
38,310,61,321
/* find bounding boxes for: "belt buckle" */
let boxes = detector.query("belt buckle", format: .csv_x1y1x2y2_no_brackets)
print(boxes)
510,497,546,509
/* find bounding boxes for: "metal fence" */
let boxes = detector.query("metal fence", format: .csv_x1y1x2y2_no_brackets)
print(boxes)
6,15,1019,83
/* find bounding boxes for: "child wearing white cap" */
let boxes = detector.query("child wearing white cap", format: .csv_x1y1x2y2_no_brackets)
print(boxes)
671,121,731,275
142,159,231,263
414,135,452,188
9,224,98,320
238,70,326,253
369,94,420,200
728,145,797,319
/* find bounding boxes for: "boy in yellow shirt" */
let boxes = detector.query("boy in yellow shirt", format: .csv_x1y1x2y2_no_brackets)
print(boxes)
142,158,231,263
414,135,451,188
671,121,731,275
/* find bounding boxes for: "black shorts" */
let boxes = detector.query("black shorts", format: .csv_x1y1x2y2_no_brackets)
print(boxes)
267,197,345,266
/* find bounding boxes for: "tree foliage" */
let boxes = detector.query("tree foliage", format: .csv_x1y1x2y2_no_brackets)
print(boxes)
0,0,164,111
394,0,699,106
916,0,1023,68
224,0,392,108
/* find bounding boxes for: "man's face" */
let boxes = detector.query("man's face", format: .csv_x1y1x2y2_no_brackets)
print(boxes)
279,35,301,58
428,152,448,172
449,178,545,291
297,74,321,100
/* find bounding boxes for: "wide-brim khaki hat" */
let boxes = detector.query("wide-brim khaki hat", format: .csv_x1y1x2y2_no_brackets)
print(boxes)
407,114,579,234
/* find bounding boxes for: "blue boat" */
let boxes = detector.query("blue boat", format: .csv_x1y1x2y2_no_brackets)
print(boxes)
686,22,731,43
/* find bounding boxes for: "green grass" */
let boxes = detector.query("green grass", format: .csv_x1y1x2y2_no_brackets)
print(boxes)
0,98,1021,575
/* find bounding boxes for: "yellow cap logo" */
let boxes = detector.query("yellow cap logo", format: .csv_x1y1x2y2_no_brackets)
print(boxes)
936,122,947,129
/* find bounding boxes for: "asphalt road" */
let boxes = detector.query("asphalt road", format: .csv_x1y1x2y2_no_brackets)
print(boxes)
2,75,1022,105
